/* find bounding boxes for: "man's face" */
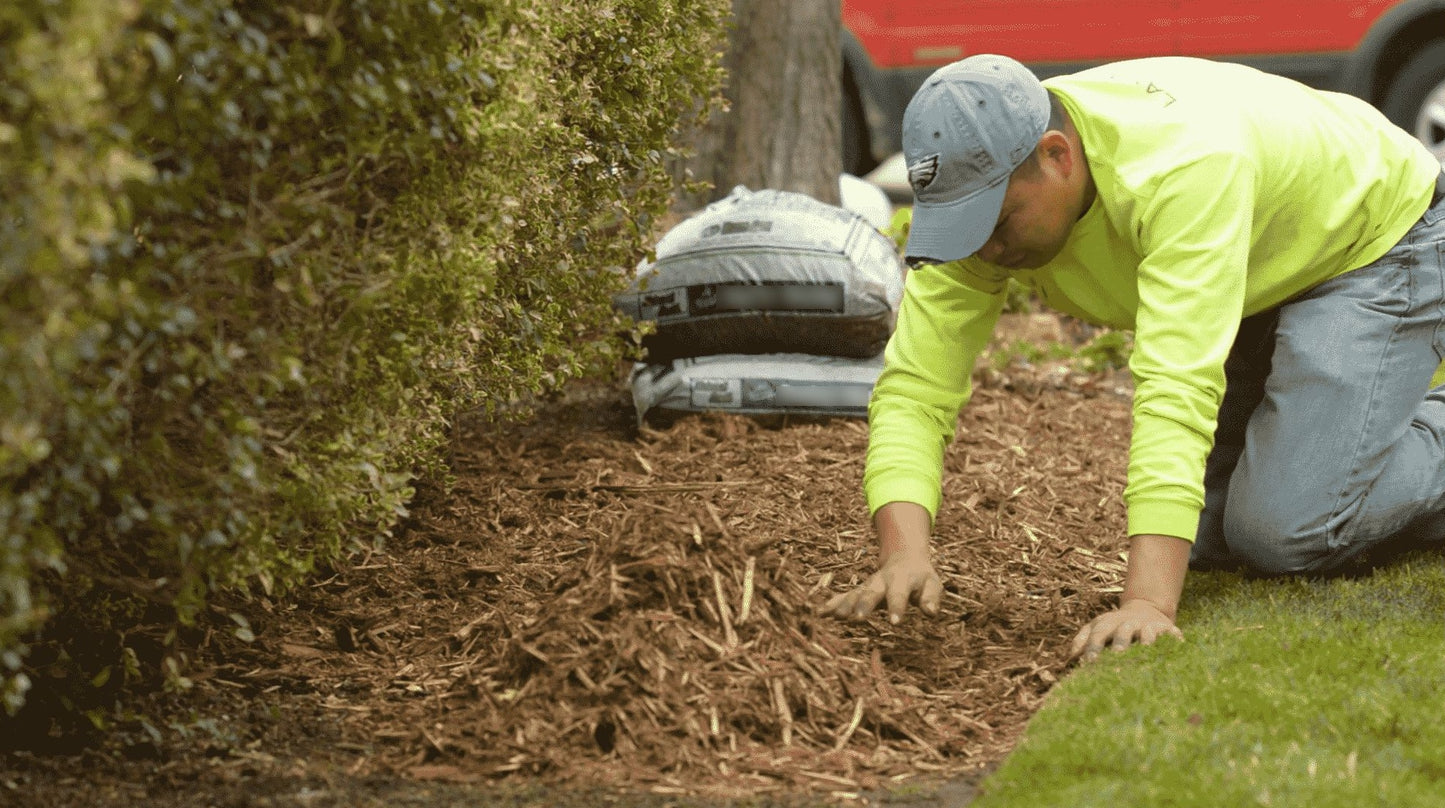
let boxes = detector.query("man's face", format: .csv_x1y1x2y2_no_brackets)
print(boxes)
973,164,1079,270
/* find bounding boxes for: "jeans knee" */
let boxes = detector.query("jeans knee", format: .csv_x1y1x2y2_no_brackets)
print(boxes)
1221,498,1322,575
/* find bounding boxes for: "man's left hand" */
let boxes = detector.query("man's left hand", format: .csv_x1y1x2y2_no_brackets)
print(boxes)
1069,598,1184,663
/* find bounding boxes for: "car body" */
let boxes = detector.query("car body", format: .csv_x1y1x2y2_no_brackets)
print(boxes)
841,0,1445,175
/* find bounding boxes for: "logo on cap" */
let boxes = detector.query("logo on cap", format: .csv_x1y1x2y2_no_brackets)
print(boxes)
908,154,940,193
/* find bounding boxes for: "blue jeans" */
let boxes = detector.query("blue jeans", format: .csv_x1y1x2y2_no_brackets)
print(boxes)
1192,177,1445,574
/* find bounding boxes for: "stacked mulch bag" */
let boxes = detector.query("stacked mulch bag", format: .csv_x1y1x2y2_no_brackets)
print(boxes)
617,182,905,422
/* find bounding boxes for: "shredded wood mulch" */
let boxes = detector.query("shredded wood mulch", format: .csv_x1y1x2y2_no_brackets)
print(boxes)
224,362,1128,797
3,357,1134,805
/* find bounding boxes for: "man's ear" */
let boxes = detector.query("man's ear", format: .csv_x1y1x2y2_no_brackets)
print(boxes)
1038,130,1072,175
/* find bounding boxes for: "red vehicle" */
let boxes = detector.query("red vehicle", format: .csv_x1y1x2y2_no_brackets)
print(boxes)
841,0,1445,175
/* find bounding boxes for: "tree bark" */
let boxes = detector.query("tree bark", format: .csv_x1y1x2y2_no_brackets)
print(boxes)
682,0,842,208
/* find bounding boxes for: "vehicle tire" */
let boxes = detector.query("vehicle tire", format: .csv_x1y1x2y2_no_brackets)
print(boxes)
1381,39,1445,163
841,68,876,177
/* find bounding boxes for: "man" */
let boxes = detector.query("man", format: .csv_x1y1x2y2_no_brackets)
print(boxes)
821,54,1445,661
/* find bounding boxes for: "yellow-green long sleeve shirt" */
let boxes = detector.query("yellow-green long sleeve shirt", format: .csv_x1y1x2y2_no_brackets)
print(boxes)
865,57,1442,541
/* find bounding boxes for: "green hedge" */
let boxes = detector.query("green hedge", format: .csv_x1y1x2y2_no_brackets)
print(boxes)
0,0,727,715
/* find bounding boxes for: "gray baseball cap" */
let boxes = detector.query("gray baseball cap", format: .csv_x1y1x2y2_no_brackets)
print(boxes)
902,54,1050,264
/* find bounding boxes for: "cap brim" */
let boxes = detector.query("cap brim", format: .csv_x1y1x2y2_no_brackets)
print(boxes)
904,178,1009,264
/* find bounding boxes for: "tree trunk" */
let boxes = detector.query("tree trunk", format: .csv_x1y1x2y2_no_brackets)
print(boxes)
683,0,842,209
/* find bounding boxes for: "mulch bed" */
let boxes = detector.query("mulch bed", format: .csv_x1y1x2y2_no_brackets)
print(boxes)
3,359,1134,805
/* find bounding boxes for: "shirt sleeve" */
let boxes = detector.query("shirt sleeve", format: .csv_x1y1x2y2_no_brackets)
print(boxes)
1126,152,1256,540
864,258,1008,518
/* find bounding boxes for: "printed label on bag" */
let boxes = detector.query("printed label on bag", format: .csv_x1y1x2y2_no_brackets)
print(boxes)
686,282,844,317
690,379,741,408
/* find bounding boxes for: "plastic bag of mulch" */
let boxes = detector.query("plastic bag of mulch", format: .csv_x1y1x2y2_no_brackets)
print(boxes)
613,186,905,361
630,352,884,424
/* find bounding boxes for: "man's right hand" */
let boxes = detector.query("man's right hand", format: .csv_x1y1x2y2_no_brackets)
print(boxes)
820,547,944,623
819,501,943,624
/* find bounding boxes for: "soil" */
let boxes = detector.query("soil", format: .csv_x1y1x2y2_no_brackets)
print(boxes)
1,346,1134,808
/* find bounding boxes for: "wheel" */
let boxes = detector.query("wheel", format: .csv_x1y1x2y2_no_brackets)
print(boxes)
841,69,877,177
1382,39,1445,163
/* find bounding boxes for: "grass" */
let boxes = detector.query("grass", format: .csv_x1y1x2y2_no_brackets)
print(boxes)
971,553,1445,808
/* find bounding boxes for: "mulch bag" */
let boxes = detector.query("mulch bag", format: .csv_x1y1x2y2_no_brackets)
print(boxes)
614,186,905,361
630,352,884,424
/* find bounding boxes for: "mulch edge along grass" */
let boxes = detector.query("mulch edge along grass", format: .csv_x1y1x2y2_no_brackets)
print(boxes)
971,552,1445,808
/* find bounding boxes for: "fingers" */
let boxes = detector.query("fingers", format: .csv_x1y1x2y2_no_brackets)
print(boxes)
1139,623,1161,646
820,566,944,623
884,573,911,624
1137,623,1183,646
1070,622,1108,663
1071,609,1184,664
820,574,886,620
1069,625,1089,660
821,590,850,616
1070,609,1123,662
918,573,943,616
1110,621,1140,651
851,577,887,619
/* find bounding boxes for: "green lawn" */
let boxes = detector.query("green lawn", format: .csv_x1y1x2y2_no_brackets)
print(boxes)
972,553,1445,808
